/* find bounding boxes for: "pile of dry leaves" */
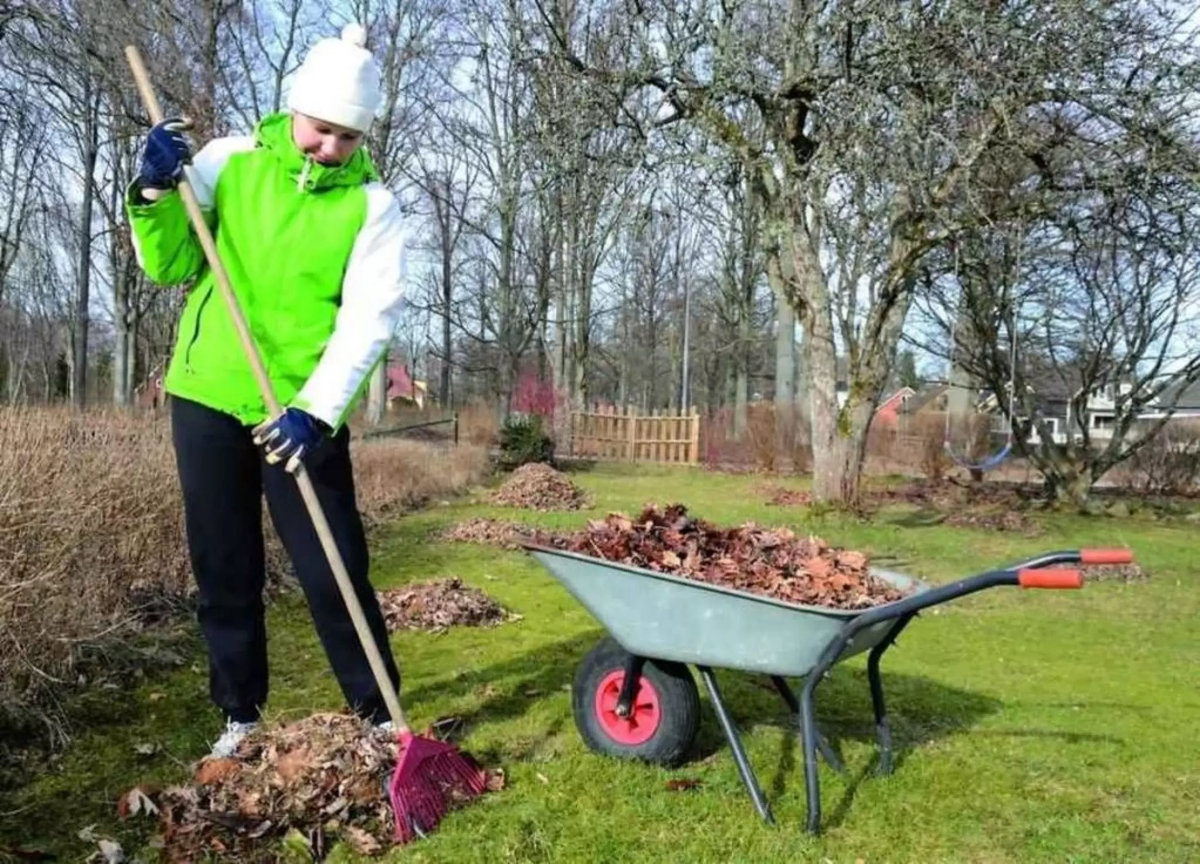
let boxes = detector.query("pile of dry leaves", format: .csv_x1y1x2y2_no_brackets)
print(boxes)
379,577,521,634
758,484,812,507
491,462,591,511
1079,562,1150,583
125,713,501,860
438,517,538,549
943,508,1042,534
559,503,906,610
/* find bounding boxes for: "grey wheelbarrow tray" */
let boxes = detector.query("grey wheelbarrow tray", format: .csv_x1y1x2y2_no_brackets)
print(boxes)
522,542,1134,834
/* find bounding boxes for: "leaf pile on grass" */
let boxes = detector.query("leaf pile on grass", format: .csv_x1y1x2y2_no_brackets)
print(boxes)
1081,563,1150,582
379,577,522,634
757,483,811,507
943,507,1042,534
560,503,906,609
490,462,591,511
439,517,552,550
145,713,499,860
870,478,1035,510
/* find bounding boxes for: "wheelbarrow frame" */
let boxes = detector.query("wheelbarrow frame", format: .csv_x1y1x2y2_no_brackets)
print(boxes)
521,542,1133,834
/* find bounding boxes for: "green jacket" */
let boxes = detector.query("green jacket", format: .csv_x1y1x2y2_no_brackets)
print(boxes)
126,112,408,429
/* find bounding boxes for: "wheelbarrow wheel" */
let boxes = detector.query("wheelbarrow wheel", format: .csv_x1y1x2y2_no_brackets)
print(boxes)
572,636,700,767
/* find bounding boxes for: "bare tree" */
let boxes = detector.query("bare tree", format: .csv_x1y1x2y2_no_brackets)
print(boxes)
914,178,1200,508
539,0,1195,503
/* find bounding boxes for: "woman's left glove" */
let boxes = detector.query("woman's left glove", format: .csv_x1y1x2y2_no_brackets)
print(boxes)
138,117,193,190
252,407,330,474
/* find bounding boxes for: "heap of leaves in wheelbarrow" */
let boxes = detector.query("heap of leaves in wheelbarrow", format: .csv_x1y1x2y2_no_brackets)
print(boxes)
561,503,907,610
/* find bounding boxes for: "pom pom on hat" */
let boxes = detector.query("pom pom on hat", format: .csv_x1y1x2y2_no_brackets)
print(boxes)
341,22,367,47
287,22,381,133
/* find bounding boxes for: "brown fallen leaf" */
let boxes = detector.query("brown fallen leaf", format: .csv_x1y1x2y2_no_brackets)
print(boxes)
342,826,382,856
273,746,312,784
665,778,703,792
117,786,158,819
194,758,241,786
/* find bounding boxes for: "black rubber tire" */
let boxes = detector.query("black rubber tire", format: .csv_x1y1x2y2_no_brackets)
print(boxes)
572,636,701,767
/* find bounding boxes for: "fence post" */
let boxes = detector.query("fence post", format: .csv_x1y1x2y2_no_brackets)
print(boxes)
626,404,637,462
689,406,700,464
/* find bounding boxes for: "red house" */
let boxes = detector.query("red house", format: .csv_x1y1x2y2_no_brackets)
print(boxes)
385,362,428,410
872,386,917,430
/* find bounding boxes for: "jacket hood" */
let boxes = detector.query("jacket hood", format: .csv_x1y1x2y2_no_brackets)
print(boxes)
254,111,378,191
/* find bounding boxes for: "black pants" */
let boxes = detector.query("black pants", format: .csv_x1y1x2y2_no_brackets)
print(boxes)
170,395,400,725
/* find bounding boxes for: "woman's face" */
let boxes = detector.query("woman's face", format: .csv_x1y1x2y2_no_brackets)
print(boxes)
292,112,364,166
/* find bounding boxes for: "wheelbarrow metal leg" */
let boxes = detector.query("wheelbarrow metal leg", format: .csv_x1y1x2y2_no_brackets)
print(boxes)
697,665,775,825
615,653,646,717
798,672,823,834
867,613,914,776
771,676,844,774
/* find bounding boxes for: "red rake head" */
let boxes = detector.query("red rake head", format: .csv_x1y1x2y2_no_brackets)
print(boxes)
388,730,489,844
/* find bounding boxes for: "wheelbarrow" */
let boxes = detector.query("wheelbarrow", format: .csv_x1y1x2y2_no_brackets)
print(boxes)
520,542,1134,834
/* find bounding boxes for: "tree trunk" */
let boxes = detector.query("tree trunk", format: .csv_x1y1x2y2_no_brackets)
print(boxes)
112,261,135,406
440,223,453,407
734,363,749,440
1046,468,1093,512
113,311,130,406
72,84,97,410
773,292,796,471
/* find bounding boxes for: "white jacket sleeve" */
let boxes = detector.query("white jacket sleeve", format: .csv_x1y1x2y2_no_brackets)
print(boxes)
292,183,408,428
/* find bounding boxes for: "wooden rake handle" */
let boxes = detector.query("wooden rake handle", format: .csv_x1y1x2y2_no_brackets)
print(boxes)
124,45,409,733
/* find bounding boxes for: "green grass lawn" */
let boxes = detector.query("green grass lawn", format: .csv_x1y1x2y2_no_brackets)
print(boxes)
3,462,1198,863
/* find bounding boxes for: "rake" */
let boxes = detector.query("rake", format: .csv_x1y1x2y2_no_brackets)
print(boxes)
123,45,489,844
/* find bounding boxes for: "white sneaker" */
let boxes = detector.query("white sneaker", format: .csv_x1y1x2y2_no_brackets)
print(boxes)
209,719,258,758
373,720,394,736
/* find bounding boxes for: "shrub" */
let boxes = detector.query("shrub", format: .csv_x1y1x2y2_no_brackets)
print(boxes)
1125,420,1200,496
457,399,499,447
497,412,555,470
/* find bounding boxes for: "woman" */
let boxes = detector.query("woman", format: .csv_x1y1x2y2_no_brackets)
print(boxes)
126,23,405,758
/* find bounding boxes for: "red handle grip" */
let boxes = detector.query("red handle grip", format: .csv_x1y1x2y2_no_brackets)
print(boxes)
1018,569,1084,589
1080,548,1133,565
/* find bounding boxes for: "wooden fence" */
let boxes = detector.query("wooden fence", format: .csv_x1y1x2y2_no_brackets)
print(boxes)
566,405,701,465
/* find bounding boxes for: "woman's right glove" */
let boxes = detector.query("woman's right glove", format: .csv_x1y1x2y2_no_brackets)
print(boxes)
137,118,192,190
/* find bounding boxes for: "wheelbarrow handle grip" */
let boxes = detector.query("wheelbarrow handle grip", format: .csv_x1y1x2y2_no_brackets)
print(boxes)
1017,569,1084,589
1080,548,1134,565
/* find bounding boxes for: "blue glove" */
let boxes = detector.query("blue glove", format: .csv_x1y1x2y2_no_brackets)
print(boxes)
252,408,330,474
138,118,192,189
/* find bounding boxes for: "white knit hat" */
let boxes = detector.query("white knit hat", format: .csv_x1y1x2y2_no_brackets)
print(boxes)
287,23,382,132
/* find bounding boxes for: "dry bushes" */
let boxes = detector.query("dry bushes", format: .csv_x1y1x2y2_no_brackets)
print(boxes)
700,403,812,472
0,406,191,742
457,399,500,447
1124,420,1200,496
0,405,489,743
351,436,490,529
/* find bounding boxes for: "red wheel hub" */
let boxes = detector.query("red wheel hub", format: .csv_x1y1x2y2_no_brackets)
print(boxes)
594,670,662,745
